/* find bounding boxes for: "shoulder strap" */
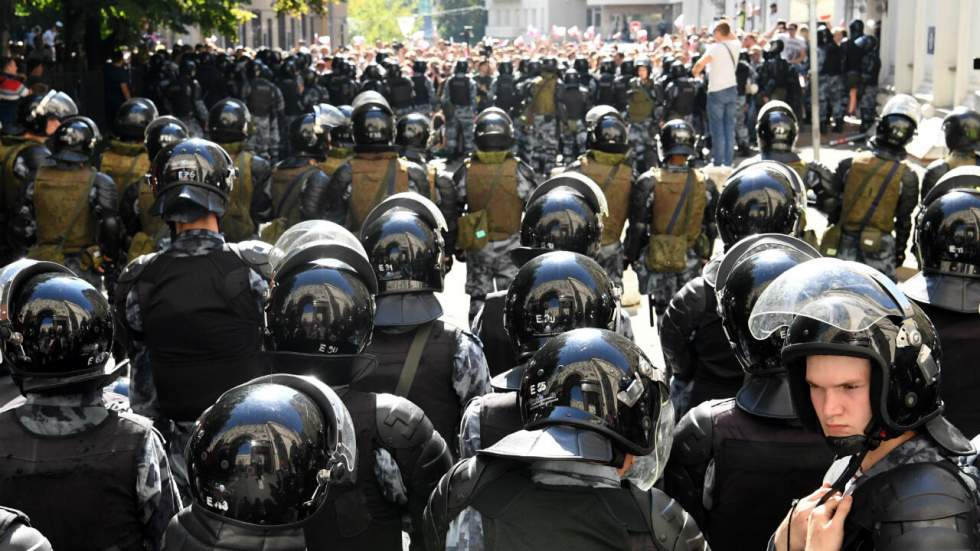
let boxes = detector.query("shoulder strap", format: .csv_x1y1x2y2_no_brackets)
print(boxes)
665,170,695,235
395,321,434,397
721,41,737,69
627,484,670,551
855,160,902,234
370,158,397,208
841,157,885,224
601,163,622,190
274,165,317,218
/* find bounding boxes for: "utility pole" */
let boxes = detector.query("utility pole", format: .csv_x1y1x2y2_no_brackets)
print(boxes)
809,0,820,161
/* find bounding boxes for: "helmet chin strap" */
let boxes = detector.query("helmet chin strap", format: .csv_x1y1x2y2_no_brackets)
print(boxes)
819,424,884,505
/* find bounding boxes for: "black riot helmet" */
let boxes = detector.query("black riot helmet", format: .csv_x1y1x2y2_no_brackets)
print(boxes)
527,60,541,78
756,100,798,152
506,328,671,465
267,241,377,358
915,190,980,279
619,60,635,78
207,98,252,143
563,69,580,87
360,193,449,326
659,118,697,157
513,173,609,266
474,107,514,151
921,165,980,208
179,58,197,79
849,18,864,37
714,235,820,418
351,92,395,151
331,105,354,149
716,160,804,249
412,59,428,76
749,258,970,466
114,98,159,141
634,57,652,78
941,108,980,153
599,58,615,75
15,90,78,136
454,59,469,75
669,63,690,80
587,114,629,153
288,111,330,159
150,138,236,222
187,374,357,526
395,113,431,151
361,63,385,81
0,259,121,394
573,57,590,74
49,115,101,163
817,24,832,47
540,57,559,75
875,94,920,152
497,59,513,75
503,252,619,359
854,34,877,52
144,115,190,162
660,56,676,76
767,38,785,57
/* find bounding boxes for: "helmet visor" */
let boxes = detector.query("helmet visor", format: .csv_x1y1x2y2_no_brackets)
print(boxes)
749,258,910,340
881,94,921,125
624,392,674,490
270,220,367,274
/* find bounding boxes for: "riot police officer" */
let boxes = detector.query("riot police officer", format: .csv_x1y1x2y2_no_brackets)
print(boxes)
319,103,355,178
663,63,700,124
740,100,835,245
330,92,431,231
22,116,121,288
411,59,437,117
359,62,389,97
0,259,180,550
120,115,189,260
261,107,342,243
491,59,521,120
751,258,979,551
661,161,805,416
327,58,358,107
558,69,590,164
523,56,563,177
162,374,357,550
356,193,490,454
626,57,659,174
460,251,621,458
663,235,834,551
817,23,845,133
563,110,634,287
821,94,920,280
206,98,273,242
442,60,478,159
625,119,714,329
920,108,980,200
901,167,980,437
264,236,452,550
162,58,208,137
855,34,882,133
758,39,793,104
386,61,416,118
450,107,536,320
301,67,330,111
396,113,432,165
277,59,306,160
595,58,624,111
101,98,157,207
573,56,597,96
242,60,285,163
115,138,271,501
426,328,709,551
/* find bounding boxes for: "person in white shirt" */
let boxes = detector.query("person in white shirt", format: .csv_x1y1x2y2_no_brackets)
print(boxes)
692,20,741,166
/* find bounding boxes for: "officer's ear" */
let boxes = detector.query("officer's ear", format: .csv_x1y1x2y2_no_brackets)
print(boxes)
615,452,634,477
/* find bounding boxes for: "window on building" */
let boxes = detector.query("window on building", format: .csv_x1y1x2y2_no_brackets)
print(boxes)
587,7,601,29
277,12,286,49
302,14,308,43
290,18,296,46
266,18,273,47
252,12,262,49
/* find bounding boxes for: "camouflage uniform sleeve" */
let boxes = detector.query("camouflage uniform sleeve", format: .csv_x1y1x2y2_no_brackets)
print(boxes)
446,507,486,551
129,345,161,420
458,396,483,460
247,267,270,313
451,330,491,411
515,162,537,201
374,448,409,506
624,172,655,263
137,429,182,551
894,167,919,264
469,80,478,109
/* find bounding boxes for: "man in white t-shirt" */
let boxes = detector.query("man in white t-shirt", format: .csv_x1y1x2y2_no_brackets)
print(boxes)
693,20,741,166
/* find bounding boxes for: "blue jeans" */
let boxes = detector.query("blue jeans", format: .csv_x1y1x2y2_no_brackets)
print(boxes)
707,85,738,166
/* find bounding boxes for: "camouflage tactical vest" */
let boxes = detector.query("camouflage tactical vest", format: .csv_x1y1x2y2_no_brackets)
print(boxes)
32,165,97,253
0,136,34,214
785,159,808,182
842,151,905,233
100,140,150,199
221,148,256,242
627,81,654,121
578,154,632,246
651,167,706,244
466,157,522,240
271,163,318,228
529,77,557,116
318,149,352,178
348,152,410,230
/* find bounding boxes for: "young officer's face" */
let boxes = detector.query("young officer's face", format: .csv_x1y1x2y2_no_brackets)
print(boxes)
806,355,873,438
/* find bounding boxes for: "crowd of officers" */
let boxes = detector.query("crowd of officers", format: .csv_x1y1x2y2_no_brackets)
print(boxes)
0,29,978,551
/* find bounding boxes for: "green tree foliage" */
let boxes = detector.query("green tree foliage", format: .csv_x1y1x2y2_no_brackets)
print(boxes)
347,0,419,43
435,0,486,44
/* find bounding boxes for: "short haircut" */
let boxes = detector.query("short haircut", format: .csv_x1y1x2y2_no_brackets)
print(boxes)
713,21,731,36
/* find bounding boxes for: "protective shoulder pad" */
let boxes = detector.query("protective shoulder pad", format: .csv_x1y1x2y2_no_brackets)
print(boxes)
852,461,977,526
516,159,537,182
21,144,51,170
0,506,30,533
117,252,160,286
648,489,709,551
672,400,716,466
225,240,272,281
375,392,435,450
